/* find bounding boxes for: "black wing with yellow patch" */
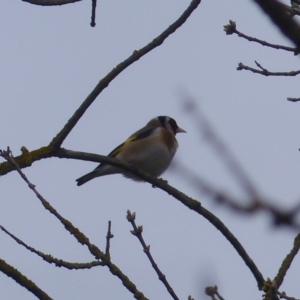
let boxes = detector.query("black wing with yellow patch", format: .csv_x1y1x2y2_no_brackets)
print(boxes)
108,128,156,157
93,128,156,171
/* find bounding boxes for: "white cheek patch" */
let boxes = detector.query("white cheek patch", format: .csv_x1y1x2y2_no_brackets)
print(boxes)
163,117,170,130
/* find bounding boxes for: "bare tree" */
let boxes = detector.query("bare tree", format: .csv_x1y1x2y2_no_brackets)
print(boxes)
0,1,299,299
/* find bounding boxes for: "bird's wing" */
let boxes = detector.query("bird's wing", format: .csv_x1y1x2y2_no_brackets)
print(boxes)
93,127,156,171
108,128,156,157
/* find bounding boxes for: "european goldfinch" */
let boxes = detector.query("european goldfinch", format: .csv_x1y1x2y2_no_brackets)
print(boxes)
76,116,186,186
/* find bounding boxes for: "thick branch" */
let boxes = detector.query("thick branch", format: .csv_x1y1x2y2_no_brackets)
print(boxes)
0,146,52,176
56,148,265,289
0,257,53,300
0,149,149,300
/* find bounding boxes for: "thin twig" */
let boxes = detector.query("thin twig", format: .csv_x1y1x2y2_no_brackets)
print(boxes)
237,61,300,76
0,225,103,270
177,99,300,229
177,163,300,229
90,0,97,27
49,0,201,149
127,211,179,300
183,98,259,200
105,221,113,256
274,233,300,288
253,0,300,50
224,20,298,54
277,290,299,300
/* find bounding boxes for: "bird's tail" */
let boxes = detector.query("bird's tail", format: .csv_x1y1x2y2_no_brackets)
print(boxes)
76,171,98,186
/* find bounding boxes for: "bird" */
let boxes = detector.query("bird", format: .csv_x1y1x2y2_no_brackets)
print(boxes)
76,116,186,186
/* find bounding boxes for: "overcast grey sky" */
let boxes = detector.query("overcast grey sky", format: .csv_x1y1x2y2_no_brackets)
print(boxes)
1,1,300,299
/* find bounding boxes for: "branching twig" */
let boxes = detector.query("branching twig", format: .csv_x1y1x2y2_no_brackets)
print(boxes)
224,20,298,54
0,225,103,270
49,0,201,149
127,211,179,300
0,257,53,300
0,148,149,300
237,61,300,76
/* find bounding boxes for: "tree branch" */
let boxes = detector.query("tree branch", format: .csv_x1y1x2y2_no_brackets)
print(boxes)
0,257,53,300
105,221,113,256
237,61,300,76
49,0,201,149
276,290,299,300
0,148,149,300
0,225,103,270
0,146,52,176
1,145,265,290
127,211,179,300
55,147,265,289
274,233,300,288
90,0,97,27
224,20,298,54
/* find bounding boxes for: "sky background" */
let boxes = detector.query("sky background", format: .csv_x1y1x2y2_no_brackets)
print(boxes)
1,0,300,299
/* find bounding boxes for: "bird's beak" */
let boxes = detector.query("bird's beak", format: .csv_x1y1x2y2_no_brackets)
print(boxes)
176,127,186,134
